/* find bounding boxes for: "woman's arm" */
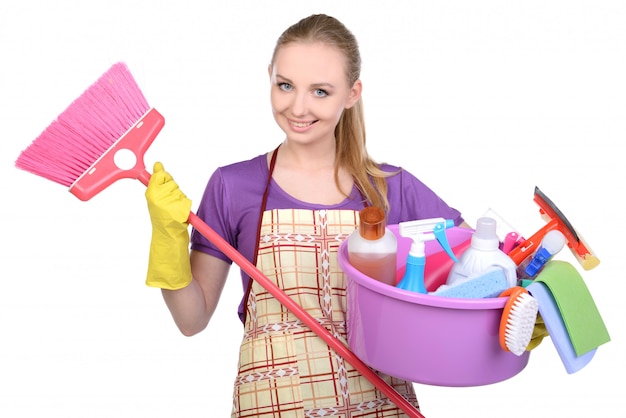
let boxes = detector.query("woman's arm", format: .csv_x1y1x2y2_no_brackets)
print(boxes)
161,251,230,336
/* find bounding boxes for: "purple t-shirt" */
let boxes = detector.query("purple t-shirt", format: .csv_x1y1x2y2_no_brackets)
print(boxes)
190,153,464,322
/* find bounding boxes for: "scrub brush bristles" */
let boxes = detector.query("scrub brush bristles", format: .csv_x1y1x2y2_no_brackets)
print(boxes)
499,287,539,356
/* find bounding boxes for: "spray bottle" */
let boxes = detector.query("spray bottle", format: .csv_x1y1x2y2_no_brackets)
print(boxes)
396,218,459,293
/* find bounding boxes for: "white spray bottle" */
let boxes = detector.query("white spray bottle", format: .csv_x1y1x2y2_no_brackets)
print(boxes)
396,218,459,293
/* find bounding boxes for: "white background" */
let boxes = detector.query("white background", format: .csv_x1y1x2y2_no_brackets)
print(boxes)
1,1,624,417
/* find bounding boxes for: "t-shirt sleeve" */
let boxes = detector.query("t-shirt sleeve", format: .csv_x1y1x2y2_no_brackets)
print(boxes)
387,168,465,226
190,167,236,264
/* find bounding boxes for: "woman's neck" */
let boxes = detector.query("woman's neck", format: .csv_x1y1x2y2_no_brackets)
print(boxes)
268,140,353,205
277,139,336,170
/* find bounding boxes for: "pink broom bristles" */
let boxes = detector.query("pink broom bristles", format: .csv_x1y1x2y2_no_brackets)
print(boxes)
15,62,151,187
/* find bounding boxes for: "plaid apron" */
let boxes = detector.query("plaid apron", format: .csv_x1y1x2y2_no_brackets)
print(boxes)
231,207,419,417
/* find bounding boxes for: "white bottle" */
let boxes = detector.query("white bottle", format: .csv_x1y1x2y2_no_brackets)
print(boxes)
446,217,518,288
348,206,397,286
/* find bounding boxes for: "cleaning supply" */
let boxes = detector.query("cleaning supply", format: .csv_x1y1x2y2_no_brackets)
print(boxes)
502,231,524,255
482,208,525,254
446,217,518,289
498,286,539,356
347,206,397,286
421,237,472,291
432,266,508,298
533,261,610,357
508,186,600,270
15,64,164,200
517,229,566,287
340,227,531,387
145,162,193,290
526,281,597,373
13,62,422,417
396,218,458,293
526,261,610,373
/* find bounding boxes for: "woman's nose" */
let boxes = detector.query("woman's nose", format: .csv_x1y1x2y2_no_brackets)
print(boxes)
290,92,308,116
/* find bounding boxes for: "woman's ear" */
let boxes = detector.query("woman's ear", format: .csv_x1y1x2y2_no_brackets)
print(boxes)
345,79,363,109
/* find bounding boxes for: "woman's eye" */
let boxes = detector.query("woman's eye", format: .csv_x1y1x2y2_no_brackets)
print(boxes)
278,82,292,91
314,89,328,97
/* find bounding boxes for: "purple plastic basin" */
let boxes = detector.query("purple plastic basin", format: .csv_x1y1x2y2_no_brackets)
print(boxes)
339,225,530,387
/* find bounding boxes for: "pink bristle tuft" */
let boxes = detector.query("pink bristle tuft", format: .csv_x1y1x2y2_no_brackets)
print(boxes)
15,62,151,187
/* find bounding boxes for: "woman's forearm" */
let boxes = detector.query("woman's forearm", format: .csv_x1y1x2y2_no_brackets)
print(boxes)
161,252,231,336
161,280,212,336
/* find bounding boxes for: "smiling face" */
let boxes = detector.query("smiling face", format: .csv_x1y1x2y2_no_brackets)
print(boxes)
269,41,362,147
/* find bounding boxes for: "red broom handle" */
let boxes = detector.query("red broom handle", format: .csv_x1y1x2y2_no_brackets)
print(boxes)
138,170,424,418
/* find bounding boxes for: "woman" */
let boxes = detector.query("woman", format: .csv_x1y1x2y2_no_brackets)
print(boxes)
145,13,467,417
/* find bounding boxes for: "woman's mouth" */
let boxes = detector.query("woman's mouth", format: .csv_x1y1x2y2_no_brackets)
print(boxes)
287,119,318,134
289,119,317,129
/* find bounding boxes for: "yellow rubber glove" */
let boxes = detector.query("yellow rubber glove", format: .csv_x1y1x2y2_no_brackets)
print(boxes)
145,162,193,290
526,312,549,351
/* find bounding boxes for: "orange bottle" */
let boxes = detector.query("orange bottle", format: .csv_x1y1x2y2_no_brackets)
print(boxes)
347,206,397,286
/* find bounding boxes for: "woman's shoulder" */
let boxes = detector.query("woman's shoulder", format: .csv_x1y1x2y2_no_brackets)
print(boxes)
212,153,268,184
201,153,270,203
380,163,463,224
379,163,420,185
379,162,401,172
219,153,267,173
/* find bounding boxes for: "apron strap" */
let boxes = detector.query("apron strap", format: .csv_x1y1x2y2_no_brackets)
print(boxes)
241,145,280,324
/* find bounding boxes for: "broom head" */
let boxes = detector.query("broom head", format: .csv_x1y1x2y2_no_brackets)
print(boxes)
15,62,164,201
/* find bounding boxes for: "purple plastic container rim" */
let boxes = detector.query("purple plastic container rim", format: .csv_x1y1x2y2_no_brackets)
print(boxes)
338,225,508,310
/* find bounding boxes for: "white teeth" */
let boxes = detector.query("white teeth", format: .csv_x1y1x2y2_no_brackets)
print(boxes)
291,121,313,128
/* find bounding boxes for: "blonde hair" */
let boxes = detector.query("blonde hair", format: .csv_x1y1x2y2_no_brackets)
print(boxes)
271,14,395,212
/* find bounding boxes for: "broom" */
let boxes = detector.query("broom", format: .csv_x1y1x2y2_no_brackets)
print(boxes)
15,62,424,418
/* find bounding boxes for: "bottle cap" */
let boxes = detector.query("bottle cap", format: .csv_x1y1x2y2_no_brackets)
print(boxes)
541,230,566,254
471,217,500,250
359,206,386,240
